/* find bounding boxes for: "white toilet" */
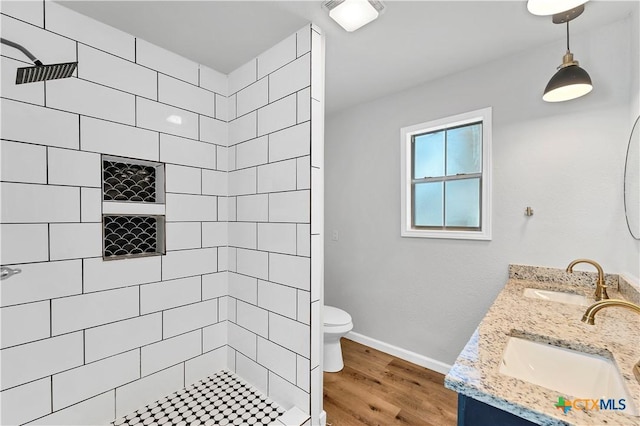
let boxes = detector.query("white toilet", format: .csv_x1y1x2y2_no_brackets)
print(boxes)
323,305,353,373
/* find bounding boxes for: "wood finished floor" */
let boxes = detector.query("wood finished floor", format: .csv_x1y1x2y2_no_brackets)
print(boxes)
323,338,458,426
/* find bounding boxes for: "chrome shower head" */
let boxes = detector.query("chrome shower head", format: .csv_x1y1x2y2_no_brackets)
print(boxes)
15,61,78,84
1,37,78,84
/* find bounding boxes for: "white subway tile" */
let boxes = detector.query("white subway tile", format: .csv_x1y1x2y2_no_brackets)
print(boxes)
228,297,237,323
160,133,216,169
269,190,310,223
200,116,227,146
228,59,257,95
136,39,198,85
161,247,217,280
47,78,135,125
1,14,75,66
202,169,227,196
268,371,309,411
236,301,268,338
258,280,297,320
297,290,311,325
80,116,159,161
217,196,230,221
0,224,48,265
166,222,201,251
0,140,46,184
1,301,49,348
141,330,201,376
228,247,238,273
49,223,101,261
297,25,311,57
27,390,114,426
258,34,296,79
159,74,214,116
277,406,310,426
53,349,139,410
228,94,237,121
228,222,257,250
297,355,310,392
229,111,257,145
200,66,227,96
297,156,311,190
311,100,324,168
258,337,297,384
228,272,258,305
163,299,218,338
202,272,227,300
269,54,311,102
165,164,201,194
115,364,183,418
137,98,198,140
203,322,227,351
258,94,297,136
228,146,237,171
269,122,310,163
1,183,79,223
165,193,216,222
46,2,134,60
48,148,101,187
258,223,296,255
0,260,81,307
51,286,138,335
1,99,78,149
85,313,162,363
236,249,268,281
140,276,201,314
228,167,257,196
103,200,165,216
297,87,311,123
0,377,51,426
1,56,44,105
215,248,227,273
215,94,228,122
311,236,322,302
269,253,310,291
202,222,227,247
78,44,155,98
257,159,297,193
0,332,83,391
237,78,268,117
217,146,229,171
269,313,310,358
297,224,311,257
236,194,268,222
83,256,161,293
236,353,267,394
81,187,101,222
184,347,226,385
236,136,268,169
311,301,320,368
227,347,237,371
0,1,43,27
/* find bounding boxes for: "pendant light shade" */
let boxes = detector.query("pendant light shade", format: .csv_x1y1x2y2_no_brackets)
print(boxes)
527,0,588,16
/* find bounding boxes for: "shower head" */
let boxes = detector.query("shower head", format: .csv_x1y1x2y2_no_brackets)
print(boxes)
1,37,78,84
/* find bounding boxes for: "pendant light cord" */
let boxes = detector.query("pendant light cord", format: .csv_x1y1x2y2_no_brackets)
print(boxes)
566,20,570,52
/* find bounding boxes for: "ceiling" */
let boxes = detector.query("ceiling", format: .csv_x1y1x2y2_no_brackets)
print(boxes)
57,1,637,114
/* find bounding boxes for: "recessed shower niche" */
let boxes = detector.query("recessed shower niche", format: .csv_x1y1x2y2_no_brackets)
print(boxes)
101,155,166,260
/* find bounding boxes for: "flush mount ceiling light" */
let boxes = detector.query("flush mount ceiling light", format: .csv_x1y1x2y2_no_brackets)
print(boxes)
542,7,592,102
527,0,588,16
323,0,384,32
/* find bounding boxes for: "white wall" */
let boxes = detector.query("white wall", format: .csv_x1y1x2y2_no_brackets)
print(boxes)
325,14,639,367
0,2,323,425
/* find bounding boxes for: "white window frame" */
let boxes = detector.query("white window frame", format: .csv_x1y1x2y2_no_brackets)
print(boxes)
400,107,492,240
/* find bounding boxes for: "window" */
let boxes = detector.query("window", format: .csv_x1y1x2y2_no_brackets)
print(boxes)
400,107,492,240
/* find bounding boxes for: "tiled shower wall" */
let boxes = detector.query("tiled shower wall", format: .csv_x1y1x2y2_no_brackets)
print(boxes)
0,1,323,425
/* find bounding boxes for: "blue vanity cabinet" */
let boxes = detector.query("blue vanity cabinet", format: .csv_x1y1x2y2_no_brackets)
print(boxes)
457,394,539,426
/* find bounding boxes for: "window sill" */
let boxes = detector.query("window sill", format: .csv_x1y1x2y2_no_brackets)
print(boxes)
401,228,491,241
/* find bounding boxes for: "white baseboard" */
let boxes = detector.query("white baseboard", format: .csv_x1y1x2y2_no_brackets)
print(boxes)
345,331,452,375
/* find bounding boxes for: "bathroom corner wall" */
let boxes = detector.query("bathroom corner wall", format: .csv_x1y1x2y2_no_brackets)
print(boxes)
225,24,325,421
0,2,229,424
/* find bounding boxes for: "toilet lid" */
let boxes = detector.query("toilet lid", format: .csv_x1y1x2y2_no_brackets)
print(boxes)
324,305,352,326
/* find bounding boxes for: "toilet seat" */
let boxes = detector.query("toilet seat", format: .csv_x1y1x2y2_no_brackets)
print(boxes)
324,305,352,327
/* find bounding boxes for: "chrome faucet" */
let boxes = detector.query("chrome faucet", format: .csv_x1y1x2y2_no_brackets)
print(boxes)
581,299,640,325
566,259,609,301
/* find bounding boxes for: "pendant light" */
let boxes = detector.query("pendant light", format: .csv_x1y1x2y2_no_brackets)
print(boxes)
527,0,588,16
542,9,592,102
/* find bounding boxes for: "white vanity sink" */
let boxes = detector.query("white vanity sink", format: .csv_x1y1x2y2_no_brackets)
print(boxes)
523,288,589,306
500,337,637,416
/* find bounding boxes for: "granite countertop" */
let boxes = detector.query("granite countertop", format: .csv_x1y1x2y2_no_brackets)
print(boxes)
445,265,640,426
